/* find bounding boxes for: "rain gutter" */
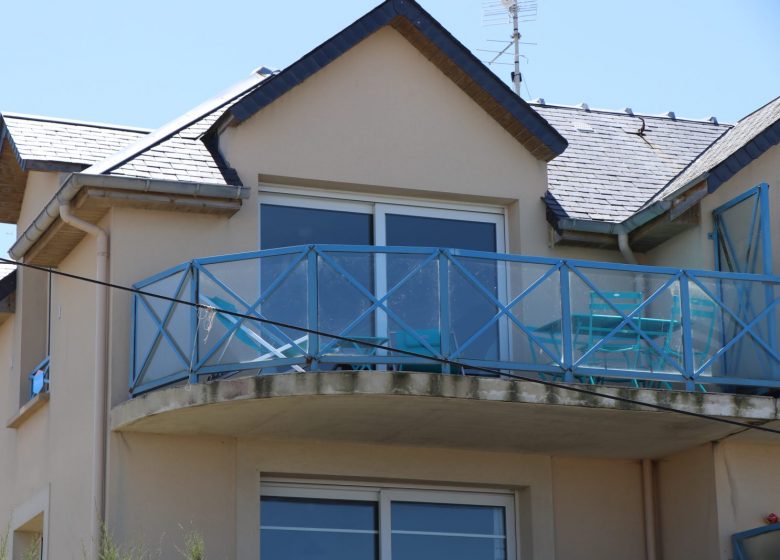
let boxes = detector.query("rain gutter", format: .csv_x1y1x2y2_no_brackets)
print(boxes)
9,173,249,260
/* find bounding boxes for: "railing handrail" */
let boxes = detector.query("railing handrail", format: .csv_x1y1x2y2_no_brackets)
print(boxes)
27,355,50,398
133,244,780,291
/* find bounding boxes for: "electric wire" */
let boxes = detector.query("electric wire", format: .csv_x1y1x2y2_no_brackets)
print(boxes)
3,255,779,436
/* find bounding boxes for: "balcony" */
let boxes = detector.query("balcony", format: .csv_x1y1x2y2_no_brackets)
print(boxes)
129,245,780,397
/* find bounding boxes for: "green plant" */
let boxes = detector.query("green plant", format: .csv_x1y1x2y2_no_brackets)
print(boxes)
178,531,205,560
82,523,145,560
0,525,9,560
22,536,41,560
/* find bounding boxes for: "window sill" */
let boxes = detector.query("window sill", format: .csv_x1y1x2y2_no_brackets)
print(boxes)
7,392,49,429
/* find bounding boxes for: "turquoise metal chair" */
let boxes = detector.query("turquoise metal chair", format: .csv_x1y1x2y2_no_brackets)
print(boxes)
580,291,644,378
648,295,716,391
732,523,780,560
391,329,465,374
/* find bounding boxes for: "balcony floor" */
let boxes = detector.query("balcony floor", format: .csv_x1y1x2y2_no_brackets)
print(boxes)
111,372,780,459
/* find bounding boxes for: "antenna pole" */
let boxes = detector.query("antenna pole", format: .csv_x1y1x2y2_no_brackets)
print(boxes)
511,0,522,95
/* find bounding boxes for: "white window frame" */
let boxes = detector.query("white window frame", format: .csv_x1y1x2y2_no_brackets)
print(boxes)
261,481,518,560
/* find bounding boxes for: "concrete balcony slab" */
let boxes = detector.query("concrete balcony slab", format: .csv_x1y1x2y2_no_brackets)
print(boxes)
111,372,779,459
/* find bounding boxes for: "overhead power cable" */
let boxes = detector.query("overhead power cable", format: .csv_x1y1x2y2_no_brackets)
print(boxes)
2,255,779,436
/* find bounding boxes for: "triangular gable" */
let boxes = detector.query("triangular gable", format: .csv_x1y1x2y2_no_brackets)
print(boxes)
221,0,566,162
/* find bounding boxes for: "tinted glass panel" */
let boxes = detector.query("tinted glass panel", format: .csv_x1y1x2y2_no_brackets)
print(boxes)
391,501,507,560
385,214,496,252
261,204,373,249
261,497,378,560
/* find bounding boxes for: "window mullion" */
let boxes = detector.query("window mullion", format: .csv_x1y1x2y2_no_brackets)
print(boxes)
379,489,392,560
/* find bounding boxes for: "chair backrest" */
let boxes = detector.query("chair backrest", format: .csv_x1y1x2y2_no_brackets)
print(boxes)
669,294,718,356
393,328,442,356
586,291,644,350
589,291,643,317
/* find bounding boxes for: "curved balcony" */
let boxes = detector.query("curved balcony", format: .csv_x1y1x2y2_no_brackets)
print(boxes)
129,245,780,396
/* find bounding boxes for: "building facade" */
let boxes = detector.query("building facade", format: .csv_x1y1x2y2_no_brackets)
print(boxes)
1,1,780,558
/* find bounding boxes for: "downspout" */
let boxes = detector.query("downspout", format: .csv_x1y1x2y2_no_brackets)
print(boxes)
617,232,639,265
619,234,657,559
642,459,658,560
59,202,109,558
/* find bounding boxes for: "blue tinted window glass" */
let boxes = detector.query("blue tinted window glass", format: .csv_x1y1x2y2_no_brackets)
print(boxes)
261,497,378,560
261,204,373,249
391,502,506,560
385,214,496,252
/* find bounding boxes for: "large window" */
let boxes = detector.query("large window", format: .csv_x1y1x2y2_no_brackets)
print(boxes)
260,483,515,560
258,192,507,367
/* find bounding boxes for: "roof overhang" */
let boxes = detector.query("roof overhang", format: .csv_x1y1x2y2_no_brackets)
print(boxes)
0,116,95,225
547,184,703,252
10,173,250,266
216,0,567,162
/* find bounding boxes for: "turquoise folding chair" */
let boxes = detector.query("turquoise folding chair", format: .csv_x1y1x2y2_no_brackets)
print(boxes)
391,329,464,374
649,295,716,391
578,291,644,386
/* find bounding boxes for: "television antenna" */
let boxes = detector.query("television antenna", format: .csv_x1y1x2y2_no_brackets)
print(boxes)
481,0,537,96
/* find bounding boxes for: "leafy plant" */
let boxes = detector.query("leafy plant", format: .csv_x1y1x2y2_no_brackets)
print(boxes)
22,536,41,560
84,523,145,560
178,530,205,560
0,525,8,560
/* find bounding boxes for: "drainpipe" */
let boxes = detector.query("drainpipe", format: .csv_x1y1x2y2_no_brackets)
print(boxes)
618,232,647,294
59,202,109,558
617,232,639,265
642,459,658,560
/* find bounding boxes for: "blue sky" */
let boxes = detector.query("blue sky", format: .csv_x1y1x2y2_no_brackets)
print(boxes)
0,0,779,254
1,0,778,126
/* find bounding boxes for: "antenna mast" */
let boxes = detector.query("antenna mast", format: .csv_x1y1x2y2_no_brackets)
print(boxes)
481,0,537,97
509,0,521,95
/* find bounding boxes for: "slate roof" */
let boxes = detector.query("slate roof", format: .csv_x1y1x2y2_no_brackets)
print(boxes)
0,113,149,171
533,104,731,223
653,95,780,202
87,73,267,186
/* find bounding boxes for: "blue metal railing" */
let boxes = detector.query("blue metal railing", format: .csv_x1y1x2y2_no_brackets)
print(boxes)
28,356,50,399
129,245,780,396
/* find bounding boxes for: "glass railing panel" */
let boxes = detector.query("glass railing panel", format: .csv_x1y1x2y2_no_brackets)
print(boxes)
446,254,501,368
316,250,377,364
384,251,441,369
567,264,683,380
197,253,308,374
133,267,194,386
504,260,562,369
689,274,780,384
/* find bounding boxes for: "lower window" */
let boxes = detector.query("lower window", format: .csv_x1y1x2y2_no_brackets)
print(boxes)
260,483,515,560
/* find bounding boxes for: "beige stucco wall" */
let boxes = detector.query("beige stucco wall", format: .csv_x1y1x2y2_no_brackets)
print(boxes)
219,26,618,263
0,315,18,537
0,220,102,558
645,143,780,273
104,432,654,560
713,439,780,560
551,456,646,560
656,444,720,560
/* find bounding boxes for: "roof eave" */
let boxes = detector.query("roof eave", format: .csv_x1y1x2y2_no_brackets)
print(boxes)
706,119,780,194
553,199,674,237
